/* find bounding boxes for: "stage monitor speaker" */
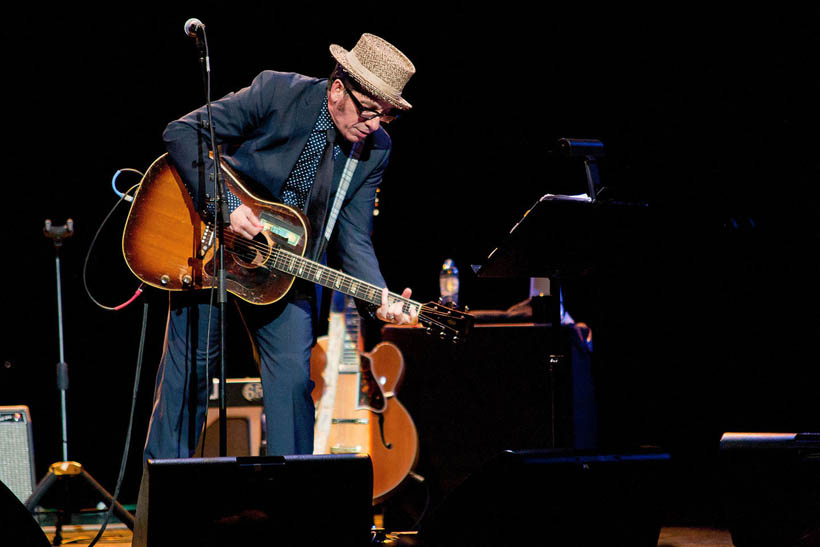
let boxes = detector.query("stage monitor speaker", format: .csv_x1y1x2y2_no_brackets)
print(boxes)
720,432,820,547
135,454,373,547
0,478,50,547
0,406,36,504
420,448,670,547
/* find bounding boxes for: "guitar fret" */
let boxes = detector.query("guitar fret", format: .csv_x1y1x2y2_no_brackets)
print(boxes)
268,248,422,313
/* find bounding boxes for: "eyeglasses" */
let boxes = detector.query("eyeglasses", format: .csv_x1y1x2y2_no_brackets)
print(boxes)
343,81,399,124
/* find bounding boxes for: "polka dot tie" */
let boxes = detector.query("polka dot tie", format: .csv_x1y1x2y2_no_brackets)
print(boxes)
213,100,337,222
281,99,337,210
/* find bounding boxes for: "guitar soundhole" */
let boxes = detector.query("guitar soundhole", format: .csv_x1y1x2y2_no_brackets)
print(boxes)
230,232,272,269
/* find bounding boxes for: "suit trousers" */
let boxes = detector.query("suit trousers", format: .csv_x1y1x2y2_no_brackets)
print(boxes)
143,291,316,459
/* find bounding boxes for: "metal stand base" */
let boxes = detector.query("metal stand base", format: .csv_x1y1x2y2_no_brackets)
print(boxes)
25,462,134,545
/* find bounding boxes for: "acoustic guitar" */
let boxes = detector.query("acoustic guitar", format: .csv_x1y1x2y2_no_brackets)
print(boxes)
311,293,418,503
121,154,473,342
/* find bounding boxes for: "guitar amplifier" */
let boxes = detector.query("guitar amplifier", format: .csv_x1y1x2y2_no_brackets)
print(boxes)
198,378,264,457
206,377,264,408
0,406,36,503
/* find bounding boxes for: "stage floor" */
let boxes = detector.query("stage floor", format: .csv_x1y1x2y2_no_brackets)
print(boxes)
41,524,735,546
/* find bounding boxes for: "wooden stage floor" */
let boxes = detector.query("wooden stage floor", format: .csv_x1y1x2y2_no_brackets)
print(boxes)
42,524,736,546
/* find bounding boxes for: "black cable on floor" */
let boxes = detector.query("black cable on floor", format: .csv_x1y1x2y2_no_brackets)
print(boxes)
87,299,150,546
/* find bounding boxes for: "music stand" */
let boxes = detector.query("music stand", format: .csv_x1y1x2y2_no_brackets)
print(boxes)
475,195,595,448
475,193,652,295
474,186,651,449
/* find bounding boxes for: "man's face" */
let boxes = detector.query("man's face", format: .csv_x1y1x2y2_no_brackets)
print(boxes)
327,79,394,143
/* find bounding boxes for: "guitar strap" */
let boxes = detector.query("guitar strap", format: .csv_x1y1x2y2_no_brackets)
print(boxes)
314,140,362,260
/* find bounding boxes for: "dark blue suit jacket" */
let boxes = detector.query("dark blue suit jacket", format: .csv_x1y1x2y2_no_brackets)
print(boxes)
163,70,389,290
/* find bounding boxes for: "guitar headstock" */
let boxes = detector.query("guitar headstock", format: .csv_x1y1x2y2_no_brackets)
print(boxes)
418,301,475,343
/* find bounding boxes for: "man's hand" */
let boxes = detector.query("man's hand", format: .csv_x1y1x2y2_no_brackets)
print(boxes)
376,287,418,325
230,204,264,239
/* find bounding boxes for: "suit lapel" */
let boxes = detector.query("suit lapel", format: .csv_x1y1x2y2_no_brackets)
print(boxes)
276,85,328,195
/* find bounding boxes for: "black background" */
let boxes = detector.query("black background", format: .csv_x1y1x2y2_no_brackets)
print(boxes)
1,5,819,525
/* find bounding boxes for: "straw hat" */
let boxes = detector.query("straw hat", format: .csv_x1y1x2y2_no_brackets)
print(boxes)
329,33,415,110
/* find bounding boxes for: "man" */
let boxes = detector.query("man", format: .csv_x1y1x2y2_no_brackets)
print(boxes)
144,33,418,460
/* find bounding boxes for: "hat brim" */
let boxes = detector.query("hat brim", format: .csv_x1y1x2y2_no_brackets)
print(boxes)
329,44,412,111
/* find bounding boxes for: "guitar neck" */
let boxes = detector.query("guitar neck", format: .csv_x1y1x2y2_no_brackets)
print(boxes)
269,247,421,317
342,297,362,366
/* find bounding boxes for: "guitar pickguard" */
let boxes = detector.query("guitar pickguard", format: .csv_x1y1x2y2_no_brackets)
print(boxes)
260,210,303,247
216,185,310,305
357,354,387,413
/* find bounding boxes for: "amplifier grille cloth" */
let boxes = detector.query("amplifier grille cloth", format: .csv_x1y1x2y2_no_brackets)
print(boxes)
0,407,35,503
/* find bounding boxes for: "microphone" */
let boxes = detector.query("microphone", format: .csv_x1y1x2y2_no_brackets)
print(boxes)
183,18,204,38
557,138,605,158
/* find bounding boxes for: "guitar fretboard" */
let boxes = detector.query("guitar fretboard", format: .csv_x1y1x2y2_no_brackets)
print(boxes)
267,247,420,318
342,300,360,368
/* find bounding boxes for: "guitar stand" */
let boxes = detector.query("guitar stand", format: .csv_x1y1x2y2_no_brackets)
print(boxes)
26,220,134,545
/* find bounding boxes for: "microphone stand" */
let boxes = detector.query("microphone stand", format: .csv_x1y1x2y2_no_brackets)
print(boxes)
27,220,134,542
192,26,229,457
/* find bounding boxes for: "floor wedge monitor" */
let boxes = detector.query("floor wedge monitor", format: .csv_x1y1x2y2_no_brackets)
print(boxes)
135,454,373,547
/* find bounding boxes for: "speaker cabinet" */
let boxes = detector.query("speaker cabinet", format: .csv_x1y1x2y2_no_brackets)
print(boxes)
134,454,373,547
720,432,820,547
420,448,670,547
0,406,36,504
197,407,264,457
381,323,597,512
197,378,264,457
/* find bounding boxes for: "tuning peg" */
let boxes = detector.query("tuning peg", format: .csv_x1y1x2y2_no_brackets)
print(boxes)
439,330,447,339
464,306,470,312
451,336,459,344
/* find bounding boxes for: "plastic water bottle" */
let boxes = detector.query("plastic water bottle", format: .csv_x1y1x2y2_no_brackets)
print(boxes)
439,259,459,306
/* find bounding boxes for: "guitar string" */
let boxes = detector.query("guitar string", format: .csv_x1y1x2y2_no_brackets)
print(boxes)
219,231,416,308
214,232,461,332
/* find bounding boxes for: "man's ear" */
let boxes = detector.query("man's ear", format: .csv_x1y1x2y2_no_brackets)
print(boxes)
328,79,344,105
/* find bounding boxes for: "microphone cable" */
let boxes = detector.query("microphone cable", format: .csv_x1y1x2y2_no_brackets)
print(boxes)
82,171,144,311
86,297,149,547
80,167,148,545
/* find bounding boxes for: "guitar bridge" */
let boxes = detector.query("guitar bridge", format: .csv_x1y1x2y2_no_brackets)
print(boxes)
330,445,363,454
331,418,369,425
